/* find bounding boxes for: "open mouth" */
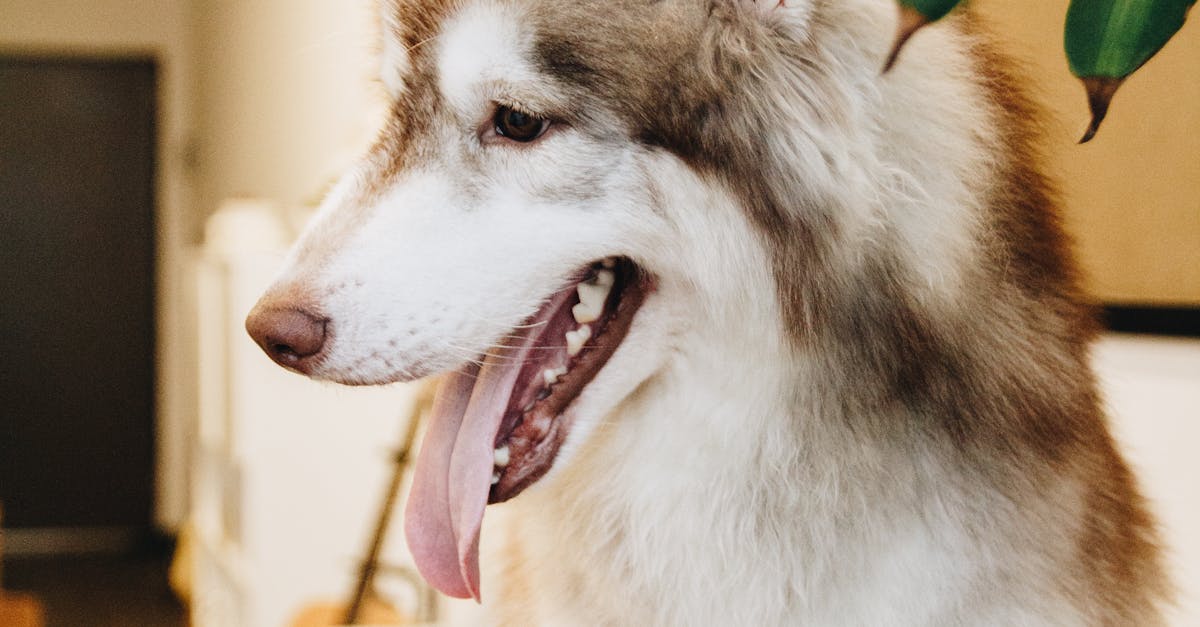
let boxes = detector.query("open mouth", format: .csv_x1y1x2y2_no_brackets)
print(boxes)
405,257,650,600
489,257,647,502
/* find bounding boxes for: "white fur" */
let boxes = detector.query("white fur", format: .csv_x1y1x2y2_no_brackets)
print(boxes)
436,2,540,114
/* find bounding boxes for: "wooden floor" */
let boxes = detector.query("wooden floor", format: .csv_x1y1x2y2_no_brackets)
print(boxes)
5,551,185,627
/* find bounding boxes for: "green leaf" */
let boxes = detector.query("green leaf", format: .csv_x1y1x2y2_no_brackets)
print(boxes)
901,0,967,22
1066,0,1195,142
884,0,968,72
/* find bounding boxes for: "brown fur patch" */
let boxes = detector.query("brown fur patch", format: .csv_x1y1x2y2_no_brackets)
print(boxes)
963,16,1170,621
387,0,461,51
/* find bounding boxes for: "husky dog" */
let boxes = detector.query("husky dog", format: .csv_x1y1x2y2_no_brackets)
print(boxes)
246,0,1168,624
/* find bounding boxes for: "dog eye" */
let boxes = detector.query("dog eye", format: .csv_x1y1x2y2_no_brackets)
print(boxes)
493,106,549,143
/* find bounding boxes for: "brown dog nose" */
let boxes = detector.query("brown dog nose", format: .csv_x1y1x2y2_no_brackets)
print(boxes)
245,306,328,372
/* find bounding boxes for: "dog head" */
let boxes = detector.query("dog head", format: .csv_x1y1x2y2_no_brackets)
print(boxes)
245,0,979,601
246,0,825,379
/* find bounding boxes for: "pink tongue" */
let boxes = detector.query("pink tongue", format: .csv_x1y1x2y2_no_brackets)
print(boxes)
404,340,535,601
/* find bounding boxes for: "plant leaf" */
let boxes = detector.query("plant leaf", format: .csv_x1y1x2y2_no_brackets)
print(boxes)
902,0,967,22
1066,0,1195,142
885,0,968,72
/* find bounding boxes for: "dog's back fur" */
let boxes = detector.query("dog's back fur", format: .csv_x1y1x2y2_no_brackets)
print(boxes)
262,0,1169,623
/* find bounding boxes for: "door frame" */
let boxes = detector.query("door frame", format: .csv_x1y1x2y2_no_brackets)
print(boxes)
1,52,161,555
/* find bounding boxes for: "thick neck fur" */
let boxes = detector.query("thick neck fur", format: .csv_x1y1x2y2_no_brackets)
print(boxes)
488,279,1082,625
487,269,1103,625
477,1,1166,625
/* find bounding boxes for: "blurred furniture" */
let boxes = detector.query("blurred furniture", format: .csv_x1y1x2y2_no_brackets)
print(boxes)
1094,334,1200,626
189,200,422,627
0,594,44,627
288,382,438,627
289,598,404,627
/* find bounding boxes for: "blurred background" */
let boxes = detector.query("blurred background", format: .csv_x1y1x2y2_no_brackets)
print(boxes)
0,1,1195,626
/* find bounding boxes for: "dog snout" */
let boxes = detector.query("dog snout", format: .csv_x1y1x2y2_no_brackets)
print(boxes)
245,302,328,374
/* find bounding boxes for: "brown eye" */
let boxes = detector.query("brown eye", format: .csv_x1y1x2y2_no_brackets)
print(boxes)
494,106,549,143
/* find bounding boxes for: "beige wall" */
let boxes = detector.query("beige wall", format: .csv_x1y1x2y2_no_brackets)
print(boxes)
190,0,388,223
976,0,1200,305
0,0,196,531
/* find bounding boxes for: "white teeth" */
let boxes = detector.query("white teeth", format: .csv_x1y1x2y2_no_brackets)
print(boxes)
491,471,501,485
542,366,567,386
494,446,510,468
591,268,615,288
574,270,613,324
565,324,592,356
572,301,601,324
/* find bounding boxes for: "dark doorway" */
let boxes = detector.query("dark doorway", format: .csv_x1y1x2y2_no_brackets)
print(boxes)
0,56,157,544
